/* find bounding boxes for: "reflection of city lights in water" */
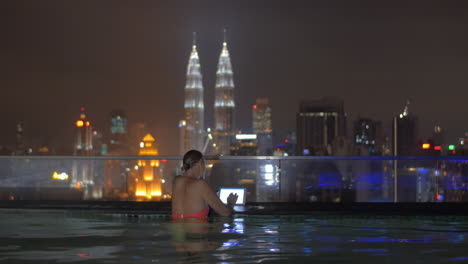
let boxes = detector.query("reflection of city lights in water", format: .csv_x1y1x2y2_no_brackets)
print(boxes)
217,239,241,251
76,253,92,257
262,164,277,186
222,220,244,234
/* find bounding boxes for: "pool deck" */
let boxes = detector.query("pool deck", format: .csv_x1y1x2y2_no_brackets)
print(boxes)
1,201,468,216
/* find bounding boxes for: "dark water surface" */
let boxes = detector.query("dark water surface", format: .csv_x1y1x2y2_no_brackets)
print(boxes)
0,209,467,263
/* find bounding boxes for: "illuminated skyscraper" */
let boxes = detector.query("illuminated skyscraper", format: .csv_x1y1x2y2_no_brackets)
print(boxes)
74,106,93,155
213,29,235,155
108,110,129,155
72,107,94,194
253,98,273,155
183,32,205,152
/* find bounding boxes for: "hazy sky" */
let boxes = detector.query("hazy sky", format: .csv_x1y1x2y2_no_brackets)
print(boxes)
1,0,468,154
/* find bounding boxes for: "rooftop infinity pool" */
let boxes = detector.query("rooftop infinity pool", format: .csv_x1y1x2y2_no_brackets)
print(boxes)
0,209,467,263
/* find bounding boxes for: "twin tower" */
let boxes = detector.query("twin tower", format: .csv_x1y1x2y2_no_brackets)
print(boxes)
181,30,235,155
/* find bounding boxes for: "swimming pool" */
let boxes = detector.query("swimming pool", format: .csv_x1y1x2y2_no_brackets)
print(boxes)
0,209,467,263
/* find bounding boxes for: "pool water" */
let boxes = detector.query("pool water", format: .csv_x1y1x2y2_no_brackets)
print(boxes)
0,209,468,263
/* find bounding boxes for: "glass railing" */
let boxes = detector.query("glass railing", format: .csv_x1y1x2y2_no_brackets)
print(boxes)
0,156,467,202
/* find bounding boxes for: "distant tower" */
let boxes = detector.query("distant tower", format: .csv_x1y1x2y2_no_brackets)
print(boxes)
135,134,162,200
74,106,93,155
392,100,418,156
71,107,94,193
15,120,26,155
108,110,129,155
183,32,205,152
213,29,235,155
253,98,273,155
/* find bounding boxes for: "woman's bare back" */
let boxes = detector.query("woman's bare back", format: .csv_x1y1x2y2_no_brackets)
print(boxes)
172,176,206,215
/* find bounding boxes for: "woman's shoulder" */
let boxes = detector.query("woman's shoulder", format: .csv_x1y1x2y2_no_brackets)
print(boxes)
193,179,210,189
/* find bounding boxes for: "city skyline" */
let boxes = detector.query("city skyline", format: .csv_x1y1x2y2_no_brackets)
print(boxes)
2,1,468,154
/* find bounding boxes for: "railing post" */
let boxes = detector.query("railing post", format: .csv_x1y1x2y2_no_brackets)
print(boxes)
278,159,282,202
393,158,398,203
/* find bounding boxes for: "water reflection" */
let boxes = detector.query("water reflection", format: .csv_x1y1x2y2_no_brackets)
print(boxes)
169,217,246,263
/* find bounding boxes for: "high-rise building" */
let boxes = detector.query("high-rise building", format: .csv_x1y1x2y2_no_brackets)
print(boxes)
354,118,383,155
183,32,205,152
296,97,346,155
392,100,418,156
14,120,26,155
74,107,93,155
71,107,94,195
253,98,273,155
108,110,129,155
178,120,187,155
213,29,235,155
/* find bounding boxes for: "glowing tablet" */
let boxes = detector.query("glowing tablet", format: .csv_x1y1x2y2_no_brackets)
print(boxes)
218,188,246,205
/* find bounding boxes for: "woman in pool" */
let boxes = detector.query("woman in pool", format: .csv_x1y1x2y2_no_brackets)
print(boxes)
172,150,238,220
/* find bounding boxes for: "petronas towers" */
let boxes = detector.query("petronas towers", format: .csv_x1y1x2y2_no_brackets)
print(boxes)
183,33,205,152
181,30,235,155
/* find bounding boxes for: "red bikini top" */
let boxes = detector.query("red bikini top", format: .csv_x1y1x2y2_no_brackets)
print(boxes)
172,207,209,220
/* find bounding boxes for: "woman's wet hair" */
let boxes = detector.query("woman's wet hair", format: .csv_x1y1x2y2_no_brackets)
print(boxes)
182,150,203,173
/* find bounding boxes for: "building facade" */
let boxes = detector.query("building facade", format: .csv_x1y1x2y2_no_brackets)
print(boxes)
296,97,346,155
253,98,273,155
183,33,205,152
213,30,236,155
354,118,383,155
392,101,418,156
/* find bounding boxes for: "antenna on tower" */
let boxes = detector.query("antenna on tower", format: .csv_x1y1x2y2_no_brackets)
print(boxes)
192,32,197,46
223,28,227,44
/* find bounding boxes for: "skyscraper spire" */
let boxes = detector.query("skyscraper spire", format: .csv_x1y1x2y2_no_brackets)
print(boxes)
183,32,205,152
213,29,235,155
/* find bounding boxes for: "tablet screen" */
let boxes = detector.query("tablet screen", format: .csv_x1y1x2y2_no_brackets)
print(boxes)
218,188,246,205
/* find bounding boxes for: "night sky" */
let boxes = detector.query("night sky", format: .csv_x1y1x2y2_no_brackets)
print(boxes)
1,0,468,155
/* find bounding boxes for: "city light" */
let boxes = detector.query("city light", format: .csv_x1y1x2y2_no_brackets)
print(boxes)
422,143,430,149
235,134,257,140
265,164,274,173
52,171,69,180
448,145,455,150
75,120,84,127
434,146,442,150
253,105,257,109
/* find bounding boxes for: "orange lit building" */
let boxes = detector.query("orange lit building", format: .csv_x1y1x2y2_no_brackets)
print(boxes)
71,107,96,199
74,107,93,155
133,134,163,201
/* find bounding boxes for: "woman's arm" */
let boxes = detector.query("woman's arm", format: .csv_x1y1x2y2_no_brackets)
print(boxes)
198,180,234,217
